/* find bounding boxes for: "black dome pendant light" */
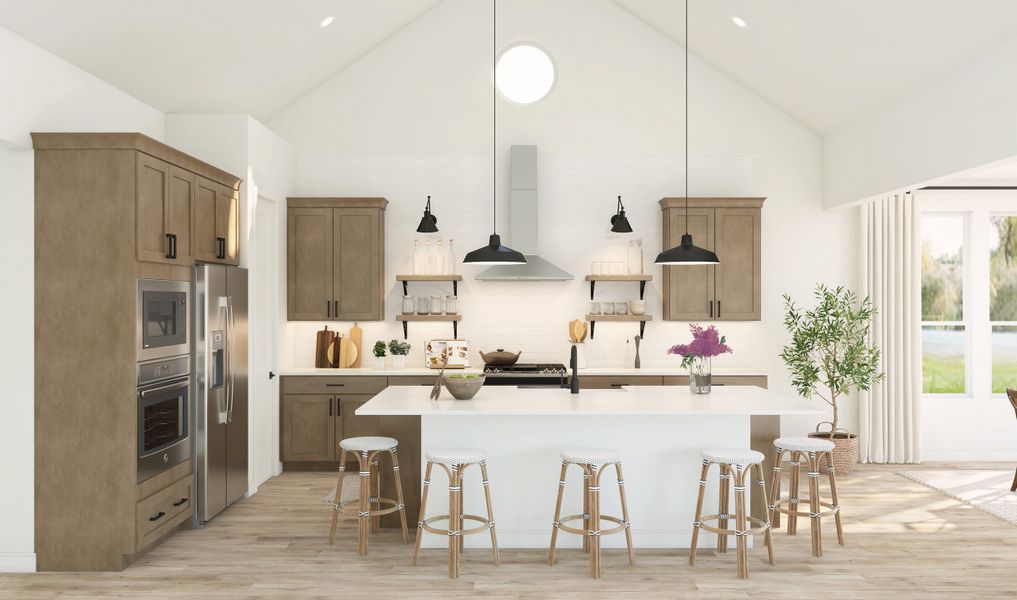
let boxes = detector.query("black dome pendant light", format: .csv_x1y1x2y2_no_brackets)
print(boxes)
610,196,633,233
415,195,438,233
464,0,526,265
655,0,719,266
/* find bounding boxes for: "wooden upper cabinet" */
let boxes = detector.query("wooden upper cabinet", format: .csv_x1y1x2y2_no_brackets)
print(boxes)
217,184,239,265
660,198,764,322
194,176,220,262
166,166,194,265
136,153,171,263
287,198,387,321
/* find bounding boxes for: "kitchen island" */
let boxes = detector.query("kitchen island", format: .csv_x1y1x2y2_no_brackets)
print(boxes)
358,385,822,549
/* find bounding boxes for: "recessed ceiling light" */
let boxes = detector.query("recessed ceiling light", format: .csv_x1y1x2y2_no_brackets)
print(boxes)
320,15,335,28
732,16,747,28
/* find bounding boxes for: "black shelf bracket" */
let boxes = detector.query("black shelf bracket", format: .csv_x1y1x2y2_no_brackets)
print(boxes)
402,320,409,339
590,320,596,340
639,280,646,300
589,280,596,300
402,280,408,296
640,320,647,338
453,320,458,339
453,280,458,297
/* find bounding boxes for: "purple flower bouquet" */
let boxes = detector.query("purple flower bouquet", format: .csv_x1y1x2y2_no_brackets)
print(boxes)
667,324,732,394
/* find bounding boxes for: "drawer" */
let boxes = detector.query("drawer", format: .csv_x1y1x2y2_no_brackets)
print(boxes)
136,474,192,550
662,375,768,388
387,375,440,386
281,375,387,395
580,376,663,389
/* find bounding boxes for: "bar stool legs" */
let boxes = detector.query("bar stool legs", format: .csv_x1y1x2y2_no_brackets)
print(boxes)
412,450,498,579
328,437,409,556
689,450,774,579
769,437,844,558
548,449,633,579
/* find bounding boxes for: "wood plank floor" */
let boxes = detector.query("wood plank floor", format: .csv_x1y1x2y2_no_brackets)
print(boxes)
3,463,1017,599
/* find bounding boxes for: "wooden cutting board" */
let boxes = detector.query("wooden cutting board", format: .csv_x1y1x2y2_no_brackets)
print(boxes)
568,319,588,343
315,326,336,368
338,336,358,368
349,322,363,368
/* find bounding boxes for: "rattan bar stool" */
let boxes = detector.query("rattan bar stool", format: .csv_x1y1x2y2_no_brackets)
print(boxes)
548,448,635,579
328,436,410,555
689,448,774,579
768,437,844,557
412,449,500,579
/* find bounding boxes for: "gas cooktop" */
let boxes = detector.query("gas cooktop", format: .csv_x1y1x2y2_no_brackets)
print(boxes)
482,363,569,387
482,363,568,375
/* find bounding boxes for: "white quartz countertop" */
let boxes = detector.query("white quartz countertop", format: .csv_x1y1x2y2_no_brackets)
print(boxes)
356,385,820,417
278,366,767,377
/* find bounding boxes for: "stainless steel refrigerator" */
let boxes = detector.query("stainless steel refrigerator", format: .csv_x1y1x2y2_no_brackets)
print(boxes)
193,264,249,523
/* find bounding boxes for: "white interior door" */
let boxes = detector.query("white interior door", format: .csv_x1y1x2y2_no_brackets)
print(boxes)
250,194,281,491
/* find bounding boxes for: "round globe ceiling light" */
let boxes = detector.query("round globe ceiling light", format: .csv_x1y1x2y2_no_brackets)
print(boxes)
495,44,556,104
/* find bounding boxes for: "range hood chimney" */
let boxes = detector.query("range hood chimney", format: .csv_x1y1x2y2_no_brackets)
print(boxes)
476,145,573,281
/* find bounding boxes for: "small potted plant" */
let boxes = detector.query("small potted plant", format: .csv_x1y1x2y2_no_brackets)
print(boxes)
388,339,411,369
667,324,732,394
372,340,387,370
780,284,884,474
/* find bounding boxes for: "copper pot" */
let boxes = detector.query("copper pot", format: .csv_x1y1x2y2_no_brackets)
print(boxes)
478,348,521,366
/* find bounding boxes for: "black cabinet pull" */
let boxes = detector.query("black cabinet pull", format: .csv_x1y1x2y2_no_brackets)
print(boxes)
325,383,345,387
709,301,714,318
717,301,721,318
328,397,333,417
326,299,331,318
172,497,188,507
165,233,174,259
216,236,226,259
149,511,166,522
333,300,338,317
335,398,341,416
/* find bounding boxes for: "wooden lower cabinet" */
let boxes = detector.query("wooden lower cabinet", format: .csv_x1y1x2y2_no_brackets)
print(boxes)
281,394,338,462
662,375,768,388
580,375,663,389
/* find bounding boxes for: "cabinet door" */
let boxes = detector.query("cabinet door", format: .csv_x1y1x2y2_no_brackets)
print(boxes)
136,152,171,263
281,394,335,461
714,208,761,320
333,208,383,320
287,208,334,320
193,176,220,262
166,166,194,265
339,395,382,441
217,184,239,265
662,207,715,321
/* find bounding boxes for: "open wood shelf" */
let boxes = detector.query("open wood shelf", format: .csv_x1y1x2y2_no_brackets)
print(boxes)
584,314,652,339
396,313,461,339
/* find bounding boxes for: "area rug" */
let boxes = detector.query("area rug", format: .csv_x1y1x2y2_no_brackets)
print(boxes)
898,469,1017,525
322,476,359,505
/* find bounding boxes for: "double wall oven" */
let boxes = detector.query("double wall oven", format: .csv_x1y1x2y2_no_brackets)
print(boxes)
137,279,192,482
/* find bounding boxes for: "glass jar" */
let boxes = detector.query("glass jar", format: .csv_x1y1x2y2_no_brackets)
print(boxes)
589,301,601,315
615,301,628,315
402,295,414,315
430,295,443,314
445,295,457,314
416,296,430,315
602,302,615,316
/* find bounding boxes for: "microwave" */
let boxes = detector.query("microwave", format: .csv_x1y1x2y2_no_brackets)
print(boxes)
137,279,190,362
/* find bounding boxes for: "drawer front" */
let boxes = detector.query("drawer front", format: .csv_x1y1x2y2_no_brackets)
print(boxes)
662,375,768,388
281,375,387,395
136,474,192,549
580,376,663,389
387,375,440,386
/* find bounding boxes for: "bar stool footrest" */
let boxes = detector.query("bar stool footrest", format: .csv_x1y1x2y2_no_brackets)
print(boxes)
696,514,770,536
420,513,494,537
336,497,403,518
555,513,627,537
771,499,839,518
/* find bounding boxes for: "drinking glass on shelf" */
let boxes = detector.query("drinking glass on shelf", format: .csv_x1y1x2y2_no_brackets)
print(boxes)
417,296,430,315
603,302,615,316
615,302,628,315
430,295,443,315
402,295,414,315
445,295,457,314
590,301,601,315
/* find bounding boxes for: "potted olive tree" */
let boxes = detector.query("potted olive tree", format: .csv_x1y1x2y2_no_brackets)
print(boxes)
388,339,411,369
372,341,387,370
780,284,884,474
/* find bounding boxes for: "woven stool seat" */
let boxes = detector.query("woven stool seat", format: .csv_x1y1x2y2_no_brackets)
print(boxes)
339,436,398,452
561,448,621,466
701,448,765,466
774,437,835,453
426,448,487,466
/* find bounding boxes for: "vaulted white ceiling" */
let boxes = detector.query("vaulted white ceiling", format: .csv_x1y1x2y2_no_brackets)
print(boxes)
0,0,441,120
2,0,1017,133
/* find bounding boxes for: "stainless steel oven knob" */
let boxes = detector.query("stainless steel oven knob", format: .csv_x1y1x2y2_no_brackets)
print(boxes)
163,453,169,463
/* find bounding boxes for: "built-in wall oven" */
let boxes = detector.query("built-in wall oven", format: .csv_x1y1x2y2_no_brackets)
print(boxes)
137,355,191,482
137,279,190,362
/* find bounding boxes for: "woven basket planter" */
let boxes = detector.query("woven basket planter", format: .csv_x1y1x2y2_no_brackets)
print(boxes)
808,423,858,475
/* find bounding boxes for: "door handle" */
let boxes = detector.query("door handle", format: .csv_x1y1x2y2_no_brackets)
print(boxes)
709,300,714,318
269,371,276,380
226,296,236,424
717,301,721,318
328,397,333,417
327,299,331,319
216,236,226,260
149,511,166,522
165,233,175,259
325,383,345,387
333,300,338,318
172,497,188,507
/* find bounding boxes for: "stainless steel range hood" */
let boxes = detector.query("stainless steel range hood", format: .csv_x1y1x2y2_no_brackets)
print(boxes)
476,145,573,281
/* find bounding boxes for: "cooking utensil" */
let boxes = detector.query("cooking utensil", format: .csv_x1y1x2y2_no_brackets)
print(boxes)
349,322,363,368
478,348,522,366
568,319,588,344
429,355,449,401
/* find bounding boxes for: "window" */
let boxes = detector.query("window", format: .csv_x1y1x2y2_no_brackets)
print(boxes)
921,213,967,394
990,215,1017,393
495,44,556,104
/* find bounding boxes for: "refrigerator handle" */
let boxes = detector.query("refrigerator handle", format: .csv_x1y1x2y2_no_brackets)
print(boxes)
226,295,236,424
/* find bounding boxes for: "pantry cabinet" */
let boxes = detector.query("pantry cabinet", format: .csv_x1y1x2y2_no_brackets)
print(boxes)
286,198,387,321
660,198,764,321
194,176,239,265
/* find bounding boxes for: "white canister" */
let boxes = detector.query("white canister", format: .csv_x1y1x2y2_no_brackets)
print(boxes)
629,299,646,315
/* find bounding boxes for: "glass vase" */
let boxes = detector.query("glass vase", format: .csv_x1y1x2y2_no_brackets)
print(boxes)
689,356,712,394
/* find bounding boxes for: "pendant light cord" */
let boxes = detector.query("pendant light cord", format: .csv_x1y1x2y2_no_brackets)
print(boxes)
684,0,689,236
492,0,498,236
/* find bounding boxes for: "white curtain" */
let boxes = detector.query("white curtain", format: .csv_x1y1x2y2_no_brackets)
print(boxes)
859,192,922,463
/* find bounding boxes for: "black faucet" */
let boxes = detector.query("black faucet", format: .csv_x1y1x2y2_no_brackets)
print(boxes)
570,344,580,394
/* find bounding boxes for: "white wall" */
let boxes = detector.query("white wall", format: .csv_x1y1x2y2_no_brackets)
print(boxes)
165,115,295,493
824,37,1017,209
0,24,166,573
268,0,857,434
